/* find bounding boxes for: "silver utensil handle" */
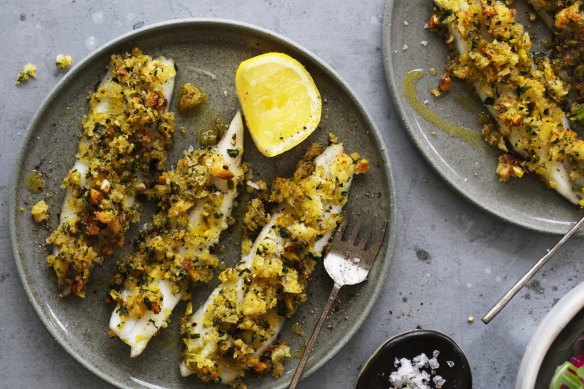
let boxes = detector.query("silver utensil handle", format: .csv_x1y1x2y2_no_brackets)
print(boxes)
289,283,342,389
482,214,584,324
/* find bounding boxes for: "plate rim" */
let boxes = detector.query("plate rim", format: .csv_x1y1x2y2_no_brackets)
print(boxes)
515,281,584,389
8,17,397,389
381,0,581,235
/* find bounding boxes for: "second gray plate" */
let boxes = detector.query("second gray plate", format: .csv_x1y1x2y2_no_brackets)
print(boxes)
10,19,396,389
382,0,584,234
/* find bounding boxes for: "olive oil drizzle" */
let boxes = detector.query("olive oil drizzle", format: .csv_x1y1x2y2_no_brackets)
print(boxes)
290,323,308,359
25,170,46,193
403,69,484,151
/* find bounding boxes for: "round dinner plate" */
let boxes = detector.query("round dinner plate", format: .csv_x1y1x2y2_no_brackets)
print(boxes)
382,0,584,234
9,19,396,389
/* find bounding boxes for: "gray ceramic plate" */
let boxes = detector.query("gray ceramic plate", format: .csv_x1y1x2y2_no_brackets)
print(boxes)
382,0,584,234
9,19,396,389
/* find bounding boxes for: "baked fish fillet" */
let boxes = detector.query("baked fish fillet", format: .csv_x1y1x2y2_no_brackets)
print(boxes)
431,0,584,204
47,48,176,297
526,0,584,103
109,111,244,357
180,142,365,384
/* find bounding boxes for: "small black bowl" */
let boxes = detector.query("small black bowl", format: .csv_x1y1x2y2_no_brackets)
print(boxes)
356,329,472,388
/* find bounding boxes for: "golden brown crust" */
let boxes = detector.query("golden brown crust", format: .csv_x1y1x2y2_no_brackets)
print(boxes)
181,143,363,383
47,48,176,297
110,143,244,318
432,0,584,196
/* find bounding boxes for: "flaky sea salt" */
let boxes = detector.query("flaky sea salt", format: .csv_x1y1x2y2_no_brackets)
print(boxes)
246,180,260,190
446,360,455,368
402,44,409,51
420,40,429,46
324,253,369,284
389,358,416,386
388,351,447,389
428,357,440,370
413,353,429,368
433,375,446,388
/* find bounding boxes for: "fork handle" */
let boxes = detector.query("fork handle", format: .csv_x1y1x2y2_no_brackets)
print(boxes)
289,283,342,389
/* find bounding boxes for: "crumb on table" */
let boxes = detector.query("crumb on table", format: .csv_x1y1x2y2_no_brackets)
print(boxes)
16,63,36,84
56,54,73,69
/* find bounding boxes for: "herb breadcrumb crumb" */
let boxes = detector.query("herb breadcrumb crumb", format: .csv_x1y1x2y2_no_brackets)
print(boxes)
16,63,36,84
178,83,206,112
243,198,269,232
31,200,49,223
56,54,73,69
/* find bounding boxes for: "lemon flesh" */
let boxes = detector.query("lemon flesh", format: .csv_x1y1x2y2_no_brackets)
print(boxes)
235,52,322,157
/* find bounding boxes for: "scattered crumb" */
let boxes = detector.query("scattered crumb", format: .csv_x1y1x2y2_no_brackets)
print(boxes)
31,200,49,223
55,54,73,69
438,75,452,92
16,63,36,84
329,132,338,144
178,83,206,112
355,159,369,174
467,315,475,323
529,12,537,22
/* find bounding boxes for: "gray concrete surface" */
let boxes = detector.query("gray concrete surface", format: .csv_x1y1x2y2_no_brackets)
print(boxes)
0,1,580,388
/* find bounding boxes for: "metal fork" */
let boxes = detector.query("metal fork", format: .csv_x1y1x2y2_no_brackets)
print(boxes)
289,214,388,389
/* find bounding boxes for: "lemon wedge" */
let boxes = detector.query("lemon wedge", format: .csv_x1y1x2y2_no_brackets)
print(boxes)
235,52,322,157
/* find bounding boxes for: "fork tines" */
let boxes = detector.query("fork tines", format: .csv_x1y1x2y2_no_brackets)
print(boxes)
334,213,388,265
